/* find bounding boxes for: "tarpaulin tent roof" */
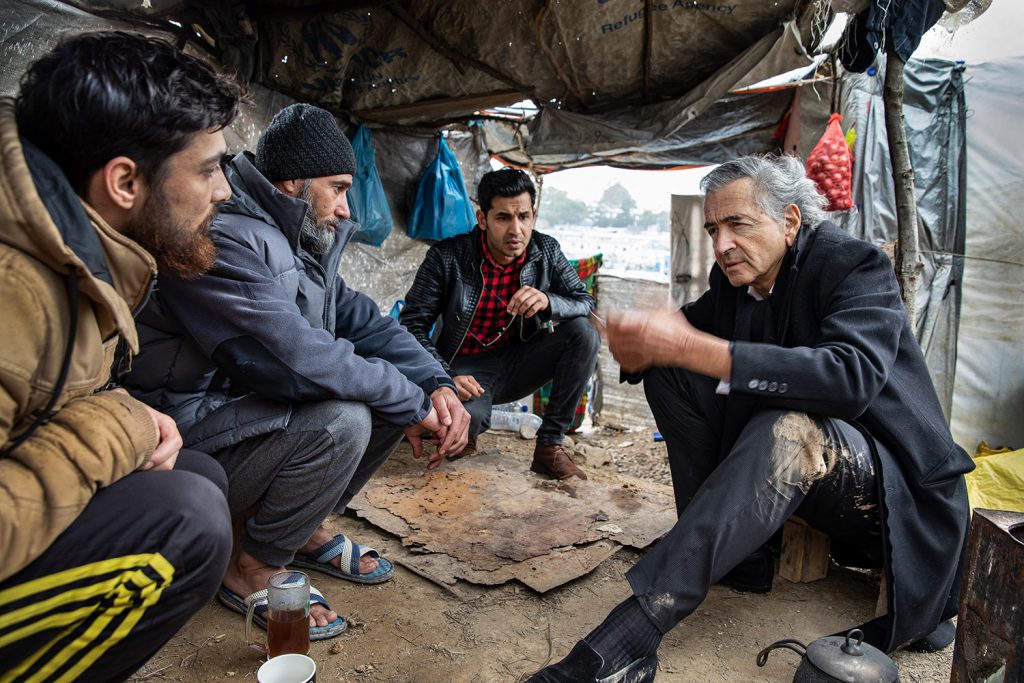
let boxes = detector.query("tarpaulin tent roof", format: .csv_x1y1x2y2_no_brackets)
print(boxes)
48,0,830,169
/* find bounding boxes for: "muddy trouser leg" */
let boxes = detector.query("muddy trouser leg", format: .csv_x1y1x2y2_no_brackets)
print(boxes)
626,400,881,634
0,450,232,683
213,400,374,566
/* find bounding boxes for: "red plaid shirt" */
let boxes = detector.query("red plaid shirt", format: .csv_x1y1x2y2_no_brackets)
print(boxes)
458,232,526,356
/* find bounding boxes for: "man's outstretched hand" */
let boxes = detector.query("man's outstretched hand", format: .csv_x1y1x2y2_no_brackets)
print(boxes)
605,308,732,381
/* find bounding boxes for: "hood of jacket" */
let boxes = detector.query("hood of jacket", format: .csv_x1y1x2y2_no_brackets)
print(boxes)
0,99,155,352
222,151,360,265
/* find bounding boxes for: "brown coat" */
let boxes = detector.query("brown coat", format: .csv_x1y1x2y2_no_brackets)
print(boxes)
0,99,159,582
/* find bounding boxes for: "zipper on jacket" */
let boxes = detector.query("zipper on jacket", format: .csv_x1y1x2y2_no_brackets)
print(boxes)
446,261,485,364
516,263,550,341
517,268,529,341
133,274,156,317
108,275,157,385
304,257,332,327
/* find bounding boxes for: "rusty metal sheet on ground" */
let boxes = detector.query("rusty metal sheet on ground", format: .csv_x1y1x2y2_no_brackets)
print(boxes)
347,450,675,592
393,542,621,594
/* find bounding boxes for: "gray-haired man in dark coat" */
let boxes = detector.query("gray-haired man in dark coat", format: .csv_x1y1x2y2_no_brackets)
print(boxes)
530,155,972,682
126,104,469,641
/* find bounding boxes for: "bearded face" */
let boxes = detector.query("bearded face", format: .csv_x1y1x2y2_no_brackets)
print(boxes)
124,182,219,279
297,179,340,257
121,128,229,279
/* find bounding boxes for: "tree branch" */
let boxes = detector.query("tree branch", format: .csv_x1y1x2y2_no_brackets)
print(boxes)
883,38,921,335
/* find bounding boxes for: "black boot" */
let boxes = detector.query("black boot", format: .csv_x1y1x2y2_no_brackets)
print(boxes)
906,619,956,652
528,641,658,683
718,548,774,594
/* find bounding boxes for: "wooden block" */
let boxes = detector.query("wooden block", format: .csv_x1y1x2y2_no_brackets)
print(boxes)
779,518,830,583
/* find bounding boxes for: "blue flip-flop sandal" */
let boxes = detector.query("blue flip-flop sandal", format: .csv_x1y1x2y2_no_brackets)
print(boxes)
290,533,395,584
216,584,347,641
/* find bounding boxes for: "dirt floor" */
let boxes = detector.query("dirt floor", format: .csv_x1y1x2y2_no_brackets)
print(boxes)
132,428,954,683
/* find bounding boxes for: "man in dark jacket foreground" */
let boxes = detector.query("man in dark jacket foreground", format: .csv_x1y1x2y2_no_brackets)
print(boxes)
126,104,469,640
530,155,972,681
400,168,599,479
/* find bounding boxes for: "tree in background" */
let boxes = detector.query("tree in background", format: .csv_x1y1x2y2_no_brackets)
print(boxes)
594,182,637,228
637,209,670,231
538,186,590,227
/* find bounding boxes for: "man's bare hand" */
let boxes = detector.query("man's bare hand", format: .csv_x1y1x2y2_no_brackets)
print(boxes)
141,406,182,471
430,387,470,462
453,374,485,401
606,309,733,380
405,406,444,468
606,309,698,373
108,388,182,471
507,286,549,319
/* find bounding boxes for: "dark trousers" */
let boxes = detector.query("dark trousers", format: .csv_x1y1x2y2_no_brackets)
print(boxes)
212,400,403,566
0,450,231,683
627,367,883,633
451,317,600,445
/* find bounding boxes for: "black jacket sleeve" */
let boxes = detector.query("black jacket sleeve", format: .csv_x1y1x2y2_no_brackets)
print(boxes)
399,244,453,375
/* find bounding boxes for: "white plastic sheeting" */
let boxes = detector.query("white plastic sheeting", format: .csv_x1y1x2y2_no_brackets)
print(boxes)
950,56,1024,451
768,55,1021,452
827,58,968,420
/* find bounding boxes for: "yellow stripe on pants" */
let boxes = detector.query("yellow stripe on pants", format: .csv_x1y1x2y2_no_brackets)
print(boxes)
0,553,175,683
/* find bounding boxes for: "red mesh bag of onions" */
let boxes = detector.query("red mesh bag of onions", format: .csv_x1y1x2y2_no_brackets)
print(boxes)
806,113,853,211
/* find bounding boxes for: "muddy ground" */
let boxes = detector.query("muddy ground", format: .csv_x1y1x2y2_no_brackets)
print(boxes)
132,428,953,683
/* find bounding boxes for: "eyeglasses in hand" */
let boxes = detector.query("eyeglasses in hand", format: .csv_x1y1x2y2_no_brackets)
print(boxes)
466,293,518,347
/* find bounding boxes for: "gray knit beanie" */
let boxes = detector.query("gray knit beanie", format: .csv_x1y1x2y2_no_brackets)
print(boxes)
255,103,356,182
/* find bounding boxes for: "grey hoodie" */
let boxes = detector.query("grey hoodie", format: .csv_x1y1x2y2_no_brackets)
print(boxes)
125,152,453,453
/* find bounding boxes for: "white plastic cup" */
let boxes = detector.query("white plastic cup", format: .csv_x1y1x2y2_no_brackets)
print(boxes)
257,653,316,683
518,413,543,439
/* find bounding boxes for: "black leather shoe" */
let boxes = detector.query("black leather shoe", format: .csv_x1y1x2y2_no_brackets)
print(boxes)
718,550,774,594
528,640,658,682
906,619,956,652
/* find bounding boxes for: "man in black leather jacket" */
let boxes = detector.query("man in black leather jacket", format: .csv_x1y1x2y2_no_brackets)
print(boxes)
400,169,600,479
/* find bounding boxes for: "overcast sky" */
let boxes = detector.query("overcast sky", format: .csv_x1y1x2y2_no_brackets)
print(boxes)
541,2,1022,214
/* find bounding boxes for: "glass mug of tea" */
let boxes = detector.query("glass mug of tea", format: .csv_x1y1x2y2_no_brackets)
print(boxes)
246,570,310,657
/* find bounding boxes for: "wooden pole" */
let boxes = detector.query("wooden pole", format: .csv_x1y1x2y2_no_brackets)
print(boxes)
883,36,921,334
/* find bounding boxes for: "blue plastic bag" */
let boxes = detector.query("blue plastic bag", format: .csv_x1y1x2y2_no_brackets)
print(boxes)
348,125,393,246
407,135,475,241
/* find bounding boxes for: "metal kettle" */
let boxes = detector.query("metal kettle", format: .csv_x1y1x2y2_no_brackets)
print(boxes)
756,629,900,683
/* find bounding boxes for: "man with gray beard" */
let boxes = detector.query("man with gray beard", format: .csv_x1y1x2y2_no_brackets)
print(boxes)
125,103,470,643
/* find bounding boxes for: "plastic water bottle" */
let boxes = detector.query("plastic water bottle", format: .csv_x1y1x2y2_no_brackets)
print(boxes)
490,404,543,439
494,401,527,413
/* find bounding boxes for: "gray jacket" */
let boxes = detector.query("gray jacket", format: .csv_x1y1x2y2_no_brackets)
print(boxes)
125,152,453,453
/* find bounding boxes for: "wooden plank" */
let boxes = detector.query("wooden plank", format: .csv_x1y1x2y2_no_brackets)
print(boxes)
779,518,830,583
875,573,888,617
